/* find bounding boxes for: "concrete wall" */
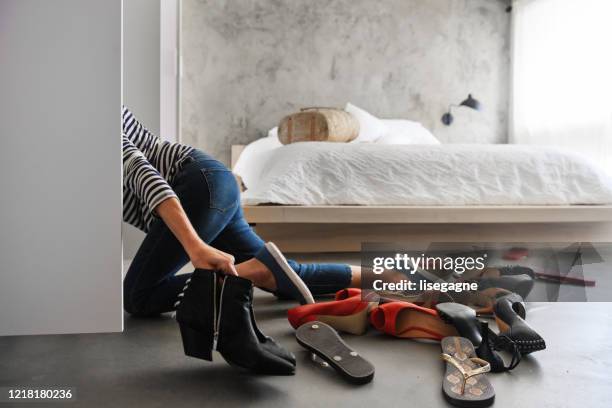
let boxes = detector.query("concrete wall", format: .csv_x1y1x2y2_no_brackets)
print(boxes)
0,0,123,335
181,0,511,165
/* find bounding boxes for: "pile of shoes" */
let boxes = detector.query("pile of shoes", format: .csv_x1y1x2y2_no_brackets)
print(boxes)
172,263,546,406
288,266,546,407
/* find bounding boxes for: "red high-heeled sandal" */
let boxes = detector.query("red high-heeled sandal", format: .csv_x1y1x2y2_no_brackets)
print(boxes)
369,301,458,341
335,288,363,300
288,289,378,335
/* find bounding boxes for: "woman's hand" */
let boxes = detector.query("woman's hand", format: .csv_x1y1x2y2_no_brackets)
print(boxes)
155,197,238,276
188,242,238,276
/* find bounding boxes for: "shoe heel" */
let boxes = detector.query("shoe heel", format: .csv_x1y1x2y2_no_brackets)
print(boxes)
495,294,525,328
178,323,213,361
317,303,373,335
503,293,526,319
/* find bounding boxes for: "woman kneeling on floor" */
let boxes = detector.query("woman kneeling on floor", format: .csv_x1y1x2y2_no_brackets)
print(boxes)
122,106,364,374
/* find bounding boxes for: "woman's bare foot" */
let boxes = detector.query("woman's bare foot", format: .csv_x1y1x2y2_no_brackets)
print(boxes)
235,258,277,290
350,266,361,287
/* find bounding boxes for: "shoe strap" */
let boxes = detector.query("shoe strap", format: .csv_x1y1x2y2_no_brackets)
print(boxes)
441,353,491,394
492,333,522,370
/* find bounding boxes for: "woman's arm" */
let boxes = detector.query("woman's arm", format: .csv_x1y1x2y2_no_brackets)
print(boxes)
123,132,237,276
156,197,238,276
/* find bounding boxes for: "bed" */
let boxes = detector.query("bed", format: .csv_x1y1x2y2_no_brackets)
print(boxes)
231,138,612,253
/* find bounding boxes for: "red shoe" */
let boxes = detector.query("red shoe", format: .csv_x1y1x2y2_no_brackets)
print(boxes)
335,288,363,300
288,294,378,335
369,301,458,341
503,247,529,261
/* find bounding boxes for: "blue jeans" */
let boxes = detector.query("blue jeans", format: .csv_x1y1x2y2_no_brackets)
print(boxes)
124,149,351,316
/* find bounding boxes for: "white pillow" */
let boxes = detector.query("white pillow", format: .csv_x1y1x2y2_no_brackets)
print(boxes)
345,103,387,143
267,126,278,138
233,133,282,190
377,119,440,145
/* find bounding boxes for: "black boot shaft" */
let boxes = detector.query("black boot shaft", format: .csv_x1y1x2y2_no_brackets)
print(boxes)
216,275,295,375
216,275,260,355
175,269,217,361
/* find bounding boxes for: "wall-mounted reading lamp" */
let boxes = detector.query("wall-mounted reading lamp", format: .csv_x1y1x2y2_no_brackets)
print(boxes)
441,94,481,126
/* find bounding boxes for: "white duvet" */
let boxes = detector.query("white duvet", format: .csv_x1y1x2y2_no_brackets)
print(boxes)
236,142,612,206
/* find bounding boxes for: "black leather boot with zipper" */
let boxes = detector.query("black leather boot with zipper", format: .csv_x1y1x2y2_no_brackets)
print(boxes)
175,269,216,361
215,275,295,375
248,298,296,365
175,270,295,374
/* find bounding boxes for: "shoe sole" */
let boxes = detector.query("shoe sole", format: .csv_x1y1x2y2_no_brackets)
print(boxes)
296,321,375,384
265,242,315,305
494,315,546,354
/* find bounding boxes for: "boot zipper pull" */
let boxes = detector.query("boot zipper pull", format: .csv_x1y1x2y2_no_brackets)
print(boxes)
213,276,227,351
213,331,219,350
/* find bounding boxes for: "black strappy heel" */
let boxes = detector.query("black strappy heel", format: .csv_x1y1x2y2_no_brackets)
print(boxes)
479,321,521,372
494,294,545,354
436,303,482,347
436,302,522,372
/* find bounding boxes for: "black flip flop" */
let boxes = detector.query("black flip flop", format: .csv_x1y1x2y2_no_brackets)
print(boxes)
295,321,375,384
441,337,495,407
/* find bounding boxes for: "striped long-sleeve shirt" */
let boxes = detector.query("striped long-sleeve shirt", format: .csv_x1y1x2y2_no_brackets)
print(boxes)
122,106,193,232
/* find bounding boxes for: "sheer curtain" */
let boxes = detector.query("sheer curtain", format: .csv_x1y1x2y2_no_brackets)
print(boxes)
510,0,612,175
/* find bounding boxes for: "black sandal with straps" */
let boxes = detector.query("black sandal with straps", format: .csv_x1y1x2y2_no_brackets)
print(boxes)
479,321,521,372
494,294,546,354
436,302,521,372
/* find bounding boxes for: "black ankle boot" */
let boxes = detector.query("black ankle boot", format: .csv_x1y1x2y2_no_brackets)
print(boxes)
215,275,295,375
249,303,296,365
175,269,216,361
175,269,295,374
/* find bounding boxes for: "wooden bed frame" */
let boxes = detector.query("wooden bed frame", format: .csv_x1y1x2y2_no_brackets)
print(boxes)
231,145,612,252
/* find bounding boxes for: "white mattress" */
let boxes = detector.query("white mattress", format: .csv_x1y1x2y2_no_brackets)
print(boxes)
236,142,612,206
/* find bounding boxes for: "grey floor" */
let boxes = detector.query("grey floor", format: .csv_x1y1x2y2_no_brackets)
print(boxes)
2,254,612,407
